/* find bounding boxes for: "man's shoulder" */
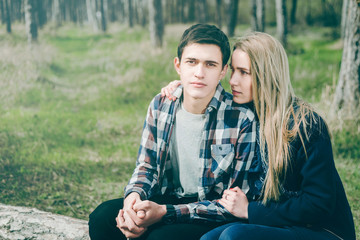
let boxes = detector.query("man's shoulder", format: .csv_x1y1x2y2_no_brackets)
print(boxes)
148,93,178,118
217,93,256,123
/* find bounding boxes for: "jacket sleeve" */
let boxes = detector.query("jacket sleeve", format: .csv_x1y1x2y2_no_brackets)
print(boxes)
124,95,161,200
172,200,237,223
248,117,337,227
172,119,257,223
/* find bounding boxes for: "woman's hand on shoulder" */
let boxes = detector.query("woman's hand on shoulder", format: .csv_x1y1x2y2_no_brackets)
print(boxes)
219,186,249,219
160,80,181,101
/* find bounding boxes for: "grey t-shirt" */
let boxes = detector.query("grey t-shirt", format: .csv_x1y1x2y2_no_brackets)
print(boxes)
169,103,206,198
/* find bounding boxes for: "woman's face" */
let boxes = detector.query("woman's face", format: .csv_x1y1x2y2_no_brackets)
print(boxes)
229,49,253,104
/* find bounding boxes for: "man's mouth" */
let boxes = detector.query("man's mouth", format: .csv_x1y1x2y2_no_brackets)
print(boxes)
191,82,206,87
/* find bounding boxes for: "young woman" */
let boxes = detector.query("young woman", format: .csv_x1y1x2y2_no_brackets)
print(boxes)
162,32,355,240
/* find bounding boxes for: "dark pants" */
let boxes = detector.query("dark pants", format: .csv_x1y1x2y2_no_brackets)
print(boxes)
200,222,341,240
88,195,225,240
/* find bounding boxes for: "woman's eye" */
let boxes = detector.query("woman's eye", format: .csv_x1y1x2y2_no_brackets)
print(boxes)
241,70,249,75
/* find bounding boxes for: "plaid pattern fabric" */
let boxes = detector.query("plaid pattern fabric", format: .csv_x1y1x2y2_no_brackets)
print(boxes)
124,83,257,223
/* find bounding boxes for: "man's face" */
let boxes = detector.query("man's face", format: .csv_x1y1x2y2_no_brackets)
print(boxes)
174,43,227,102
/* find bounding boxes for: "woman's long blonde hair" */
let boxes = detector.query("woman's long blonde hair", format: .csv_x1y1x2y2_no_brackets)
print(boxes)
234,32,314,203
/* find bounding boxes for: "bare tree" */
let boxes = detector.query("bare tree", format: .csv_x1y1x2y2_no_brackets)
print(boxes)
227,0,239,37
149,0,164,48
332,0,360,118
215,0,222,28
99,0,107,32
188,0,195,23
275,0,287,47
251,0,257,30
24,0,38,45
127,0,133,27
36,0,46,28
4,0,11,33
178,0,185,23
197,0,208,23
0,0,5,24
341,0,349,39
138,0,147,27
290,0,297,26
251,0,265,32
52,0,61,27
86,0,99,31
256,0,265,31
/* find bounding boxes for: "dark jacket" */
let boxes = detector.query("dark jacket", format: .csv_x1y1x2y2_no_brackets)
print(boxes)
247,112,356,240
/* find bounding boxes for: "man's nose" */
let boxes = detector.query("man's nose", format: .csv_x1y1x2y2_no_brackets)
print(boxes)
194,64,205,78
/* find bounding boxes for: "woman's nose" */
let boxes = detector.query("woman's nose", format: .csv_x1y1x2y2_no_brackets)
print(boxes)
229,74,238,86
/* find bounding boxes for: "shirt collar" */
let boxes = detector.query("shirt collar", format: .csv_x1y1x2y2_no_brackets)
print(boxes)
172,83,227,112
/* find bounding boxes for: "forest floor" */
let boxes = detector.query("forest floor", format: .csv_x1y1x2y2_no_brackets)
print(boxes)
0,23,358,238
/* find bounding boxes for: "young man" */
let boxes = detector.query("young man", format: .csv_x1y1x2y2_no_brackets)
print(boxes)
89,24,257,240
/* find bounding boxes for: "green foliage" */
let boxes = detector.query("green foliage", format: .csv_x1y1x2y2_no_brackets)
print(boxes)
0,24,358,238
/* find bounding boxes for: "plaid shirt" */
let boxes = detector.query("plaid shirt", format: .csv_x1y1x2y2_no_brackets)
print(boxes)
124,83,257,223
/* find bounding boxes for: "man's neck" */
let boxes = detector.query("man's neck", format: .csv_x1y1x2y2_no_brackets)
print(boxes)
182,94,213,114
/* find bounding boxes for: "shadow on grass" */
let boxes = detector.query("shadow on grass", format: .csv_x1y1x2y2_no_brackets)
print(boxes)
0,158,134,220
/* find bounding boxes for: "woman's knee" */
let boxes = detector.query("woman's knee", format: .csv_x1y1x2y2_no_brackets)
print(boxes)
200,223,237,240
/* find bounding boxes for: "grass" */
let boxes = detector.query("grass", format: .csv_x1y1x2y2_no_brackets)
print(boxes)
0,23,358,238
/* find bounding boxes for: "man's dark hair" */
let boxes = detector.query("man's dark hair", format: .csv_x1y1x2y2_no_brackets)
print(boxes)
177,24,230,68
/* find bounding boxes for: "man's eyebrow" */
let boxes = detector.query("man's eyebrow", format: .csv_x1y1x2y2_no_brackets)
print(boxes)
184,57,220,65
205,60,220,65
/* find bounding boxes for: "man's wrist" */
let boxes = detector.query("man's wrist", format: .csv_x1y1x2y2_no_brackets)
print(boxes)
162,204,176,224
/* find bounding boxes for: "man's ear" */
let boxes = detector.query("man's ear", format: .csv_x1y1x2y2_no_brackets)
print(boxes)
174,57,181,75
219,64,228,79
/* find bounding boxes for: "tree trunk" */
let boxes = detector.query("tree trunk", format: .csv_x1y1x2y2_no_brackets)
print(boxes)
99,0,107,32
275,0,287,47
251,0,258,31
5,0,11,33
332,0,360,118
36,0,46,28
86,0,99,32
52,0,61,27
138,0,147,27
256,0,265,32
227,0,239,37
149,0,164,48
188,0,195,23
290,0,297,26
341,0,349,39
24,0,38,45
0,0,5,24
215,0,222,28
197,0,207,23
178,0,185,23
127,0,133,27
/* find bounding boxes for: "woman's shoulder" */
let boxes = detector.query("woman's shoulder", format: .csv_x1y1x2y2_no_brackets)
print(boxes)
292,99,329,141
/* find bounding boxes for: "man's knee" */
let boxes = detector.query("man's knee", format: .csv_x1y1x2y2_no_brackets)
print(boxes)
88,199,124,240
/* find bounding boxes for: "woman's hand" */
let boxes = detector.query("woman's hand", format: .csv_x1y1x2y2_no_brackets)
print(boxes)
160,80,181,101
219,186,249,219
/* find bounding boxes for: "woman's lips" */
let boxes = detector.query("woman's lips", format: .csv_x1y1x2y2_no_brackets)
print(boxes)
232,89,241,95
